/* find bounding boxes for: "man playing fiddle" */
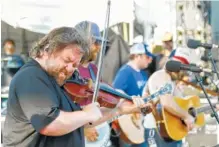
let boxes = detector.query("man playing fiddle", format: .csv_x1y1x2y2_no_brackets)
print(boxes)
3,26,152,147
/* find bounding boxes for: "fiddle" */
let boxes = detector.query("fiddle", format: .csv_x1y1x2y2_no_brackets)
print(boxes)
64,79,118,108
64,75,134,108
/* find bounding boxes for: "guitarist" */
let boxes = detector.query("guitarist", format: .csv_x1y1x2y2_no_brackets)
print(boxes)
143,47,195,147
112,43,155,147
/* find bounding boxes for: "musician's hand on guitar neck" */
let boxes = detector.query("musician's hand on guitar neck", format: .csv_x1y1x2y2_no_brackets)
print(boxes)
116,97,152,115
183,114,195,131
132,96,153,114
84,127,99,142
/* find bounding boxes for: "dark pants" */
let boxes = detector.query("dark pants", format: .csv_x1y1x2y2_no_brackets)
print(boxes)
144,128,182,147
110,128,182,147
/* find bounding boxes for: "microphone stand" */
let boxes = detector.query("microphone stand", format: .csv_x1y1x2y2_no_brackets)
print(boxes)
207,50,219,103
208,51,219,79
194,73,219,124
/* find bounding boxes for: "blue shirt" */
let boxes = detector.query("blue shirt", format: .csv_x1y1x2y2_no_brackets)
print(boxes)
2,54,25,68
113,64,148,96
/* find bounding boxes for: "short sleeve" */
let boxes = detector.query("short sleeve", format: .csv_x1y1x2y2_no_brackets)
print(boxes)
15,71,60,132
112,69,129,93
147,70,175,102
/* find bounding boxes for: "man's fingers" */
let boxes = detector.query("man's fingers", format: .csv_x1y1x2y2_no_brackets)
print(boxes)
136,98,141,107
87,134,98,142
94,102,100,107
187,124,192,131
133,98,145,107
95,131,99,137
90,136,95,142
143,103,152,108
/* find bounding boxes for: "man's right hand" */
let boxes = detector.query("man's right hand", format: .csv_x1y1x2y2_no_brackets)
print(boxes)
83,102,102,123
183,114,195,131
84,127,99,142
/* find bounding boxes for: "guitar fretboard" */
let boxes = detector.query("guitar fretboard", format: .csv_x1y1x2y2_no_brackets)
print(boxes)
196,103,217,114
107,114,122,123
142,83,172,103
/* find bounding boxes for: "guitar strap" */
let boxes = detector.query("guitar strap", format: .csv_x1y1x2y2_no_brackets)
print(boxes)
144,83,160,105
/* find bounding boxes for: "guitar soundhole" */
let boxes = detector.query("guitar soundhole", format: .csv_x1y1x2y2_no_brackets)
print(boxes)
181,107,197,125
188,107,196,118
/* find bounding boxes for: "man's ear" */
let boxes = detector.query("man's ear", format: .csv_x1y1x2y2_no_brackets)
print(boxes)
40,51,49,60
90,44,96,51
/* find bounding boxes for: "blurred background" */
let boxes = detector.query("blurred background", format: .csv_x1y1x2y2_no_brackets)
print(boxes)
1,0,219,146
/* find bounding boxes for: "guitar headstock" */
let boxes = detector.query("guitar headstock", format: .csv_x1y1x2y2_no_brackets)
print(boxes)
159,83,173,95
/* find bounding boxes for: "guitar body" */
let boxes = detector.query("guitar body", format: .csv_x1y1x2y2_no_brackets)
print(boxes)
114,83,173,144
117,114,145,144
85,122,111,147
153,96,205,141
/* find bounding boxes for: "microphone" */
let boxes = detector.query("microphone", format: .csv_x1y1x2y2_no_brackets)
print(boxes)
165,60,217,73
187,39,219,49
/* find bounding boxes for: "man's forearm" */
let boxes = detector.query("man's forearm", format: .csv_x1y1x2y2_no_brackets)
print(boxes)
160,95,189,119
40,110,92,136
86,103,141,128
85,107,120,128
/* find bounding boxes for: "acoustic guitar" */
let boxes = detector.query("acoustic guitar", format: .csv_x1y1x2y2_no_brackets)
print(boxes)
85,83,173,146
153,95,217,141
116,83,173,144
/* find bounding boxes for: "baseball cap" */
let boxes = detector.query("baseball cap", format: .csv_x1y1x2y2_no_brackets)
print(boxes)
171,47,191,64
162,32,173,42
130,43,156,58
74,21,108,44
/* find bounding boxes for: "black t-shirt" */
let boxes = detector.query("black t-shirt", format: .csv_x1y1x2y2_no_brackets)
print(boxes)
3,59,85,147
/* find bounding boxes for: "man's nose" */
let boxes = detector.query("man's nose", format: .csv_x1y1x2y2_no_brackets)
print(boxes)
66,63,76,73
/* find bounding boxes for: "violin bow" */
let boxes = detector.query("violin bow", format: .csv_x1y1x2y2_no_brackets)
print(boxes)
92,0,111,103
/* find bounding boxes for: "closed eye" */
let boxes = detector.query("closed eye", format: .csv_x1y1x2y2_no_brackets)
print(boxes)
63,57,72,63
72,62,80,68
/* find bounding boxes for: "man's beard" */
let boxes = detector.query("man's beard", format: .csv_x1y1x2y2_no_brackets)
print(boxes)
46,62,71,86
169,71,186,81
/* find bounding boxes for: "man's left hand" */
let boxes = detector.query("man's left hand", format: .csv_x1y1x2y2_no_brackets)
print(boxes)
116,97,153,115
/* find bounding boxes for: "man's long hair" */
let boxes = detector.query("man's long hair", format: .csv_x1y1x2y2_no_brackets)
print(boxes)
29,27,91,63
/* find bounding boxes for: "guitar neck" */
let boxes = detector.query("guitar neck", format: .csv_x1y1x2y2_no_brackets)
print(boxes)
142,89,165,103
99,83,172,102
105,88,167,123
196,103,217,114
107,114,122,124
